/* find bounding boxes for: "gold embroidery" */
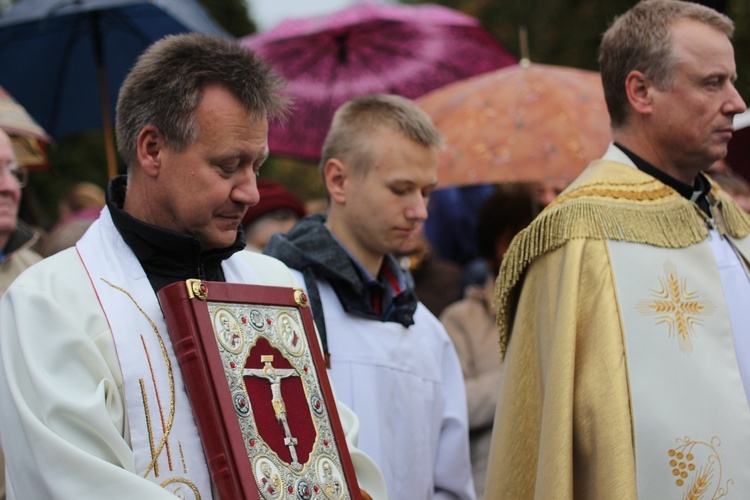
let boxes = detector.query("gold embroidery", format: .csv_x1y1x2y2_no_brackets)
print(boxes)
668,436,732,499
494,161,750,359
550,181,676,206
101,279,176,478
140,335,173,471
636,261,716,355
139,378,158,476
179,442,187,474
159,476,201,499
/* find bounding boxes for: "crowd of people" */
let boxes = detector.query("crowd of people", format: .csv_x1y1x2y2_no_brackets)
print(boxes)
1,0,750,498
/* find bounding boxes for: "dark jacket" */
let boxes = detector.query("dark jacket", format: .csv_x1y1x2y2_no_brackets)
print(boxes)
264,213,418,354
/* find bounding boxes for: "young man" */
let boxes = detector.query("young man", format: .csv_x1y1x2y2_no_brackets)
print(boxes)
0,34,384,499
486,1,750,497
265,94,475,499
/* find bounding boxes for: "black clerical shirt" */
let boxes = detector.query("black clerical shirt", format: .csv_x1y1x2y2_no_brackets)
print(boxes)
614,142,712,216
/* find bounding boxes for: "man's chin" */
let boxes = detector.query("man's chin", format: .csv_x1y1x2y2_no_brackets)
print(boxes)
199,231,238,251
0,218,17,235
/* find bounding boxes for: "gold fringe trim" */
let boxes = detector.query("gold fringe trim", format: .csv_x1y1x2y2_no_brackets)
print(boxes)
494,180,750,358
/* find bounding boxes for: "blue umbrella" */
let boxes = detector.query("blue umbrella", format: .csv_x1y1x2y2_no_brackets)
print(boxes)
0,0,230,178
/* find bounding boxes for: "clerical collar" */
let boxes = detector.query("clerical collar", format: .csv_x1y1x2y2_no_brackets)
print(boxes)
613,142,712,215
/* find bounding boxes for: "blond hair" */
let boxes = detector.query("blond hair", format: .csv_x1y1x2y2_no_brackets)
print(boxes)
320,94,442,183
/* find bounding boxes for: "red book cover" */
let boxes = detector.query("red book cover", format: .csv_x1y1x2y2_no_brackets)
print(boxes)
158,279,362,500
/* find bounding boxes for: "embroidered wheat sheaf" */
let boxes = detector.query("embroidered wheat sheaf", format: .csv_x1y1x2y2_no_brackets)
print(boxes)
636,261,716,355
668,436,731,500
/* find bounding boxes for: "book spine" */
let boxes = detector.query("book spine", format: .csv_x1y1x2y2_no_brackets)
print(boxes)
158,286,243,499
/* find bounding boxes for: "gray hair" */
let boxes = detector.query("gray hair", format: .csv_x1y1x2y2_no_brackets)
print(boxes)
599,0,733,128
116,33,288,168
319,94,443,182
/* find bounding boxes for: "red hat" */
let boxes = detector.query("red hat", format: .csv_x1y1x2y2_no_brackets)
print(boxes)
242,178,306,228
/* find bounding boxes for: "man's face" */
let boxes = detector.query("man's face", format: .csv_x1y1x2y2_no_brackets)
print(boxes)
339,127,437,267
150,85,269,250
649,20,746,179
534,178,569,208
0,131,20,240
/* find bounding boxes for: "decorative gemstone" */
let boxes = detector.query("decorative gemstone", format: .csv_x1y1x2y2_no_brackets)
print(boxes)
314,486,319,493
301,292,308,303
230,362,236,368
288,486,294,493
242,317,247,324
324,440,329,446
304,366,309,372
249,439,255,447
199,284,208,294
267,318,273,325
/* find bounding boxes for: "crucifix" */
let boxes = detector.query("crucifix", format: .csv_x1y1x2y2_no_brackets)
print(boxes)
244,355,302,469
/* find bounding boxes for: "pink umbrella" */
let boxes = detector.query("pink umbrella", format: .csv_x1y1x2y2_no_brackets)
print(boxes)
240,2,516,162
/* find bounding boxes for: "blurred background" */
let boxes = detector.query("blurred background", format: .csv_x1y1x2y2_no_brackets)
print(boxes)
0,0,745,231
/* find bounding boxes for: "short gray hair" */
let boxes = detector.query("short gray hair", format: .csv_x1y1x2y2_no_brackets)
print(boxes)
116,33,288,168
320,94,443,181
599,0,733,128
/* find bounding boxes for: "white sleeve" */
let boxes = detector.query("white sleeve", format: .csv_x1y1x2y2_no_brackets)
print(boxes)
0,266,178,499
335,395,389,499
434,326,477,500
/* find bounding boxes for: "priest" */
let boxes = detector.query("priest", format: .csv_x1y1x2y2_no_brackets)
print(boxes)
486,1,750,498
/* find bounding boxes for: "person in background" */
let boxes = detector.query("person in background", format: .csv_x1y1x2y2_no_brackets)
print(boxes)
241,177,306,252
486,1,750,497
439,184,536,499
0,128,41,500
395,224,463,317
533,176,569,209
40,181,106,256
0,129,40,298
0,34,385,499
705,159,750,212
265,93,475,499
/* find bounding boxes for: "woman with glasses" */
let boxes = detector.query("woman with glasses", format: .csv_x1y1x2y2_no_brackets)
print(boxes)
0,128,39,298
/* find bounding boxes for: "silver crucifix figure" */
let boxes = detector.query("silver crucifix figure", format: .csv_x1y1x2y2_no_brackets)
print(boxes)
245,355,302,469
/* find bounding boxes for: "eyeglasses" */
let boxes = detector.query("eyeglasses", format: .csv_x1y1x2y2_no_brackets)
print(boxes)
0,162,28,188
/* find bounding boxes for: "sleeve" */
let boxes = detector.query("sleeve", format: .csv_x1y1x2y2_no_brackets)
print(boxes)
484,239,638,499
439,302,502,431
0,279,179,499
336,400,388,499
433,324,477,500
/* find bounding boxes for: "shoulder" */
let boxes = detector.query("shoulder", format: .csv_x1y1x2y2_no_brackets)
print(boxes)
7,246,84,290
440,290,487,323
232,250,298,287
413,303,454,344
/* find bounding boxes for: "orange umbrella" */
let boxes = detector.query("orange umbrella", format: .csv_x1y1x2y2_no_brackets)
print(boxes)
417,63,612,188
0,86,51,171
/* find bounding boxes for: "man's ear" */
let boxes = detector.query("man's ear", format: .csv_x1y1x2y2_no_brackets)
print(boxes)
324,158,348,204
624,70,654,116
136,126,163,177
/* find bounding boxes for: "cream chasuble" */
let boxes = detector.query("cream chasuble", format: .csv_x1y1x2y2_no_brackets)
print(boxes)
76,207,265,499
